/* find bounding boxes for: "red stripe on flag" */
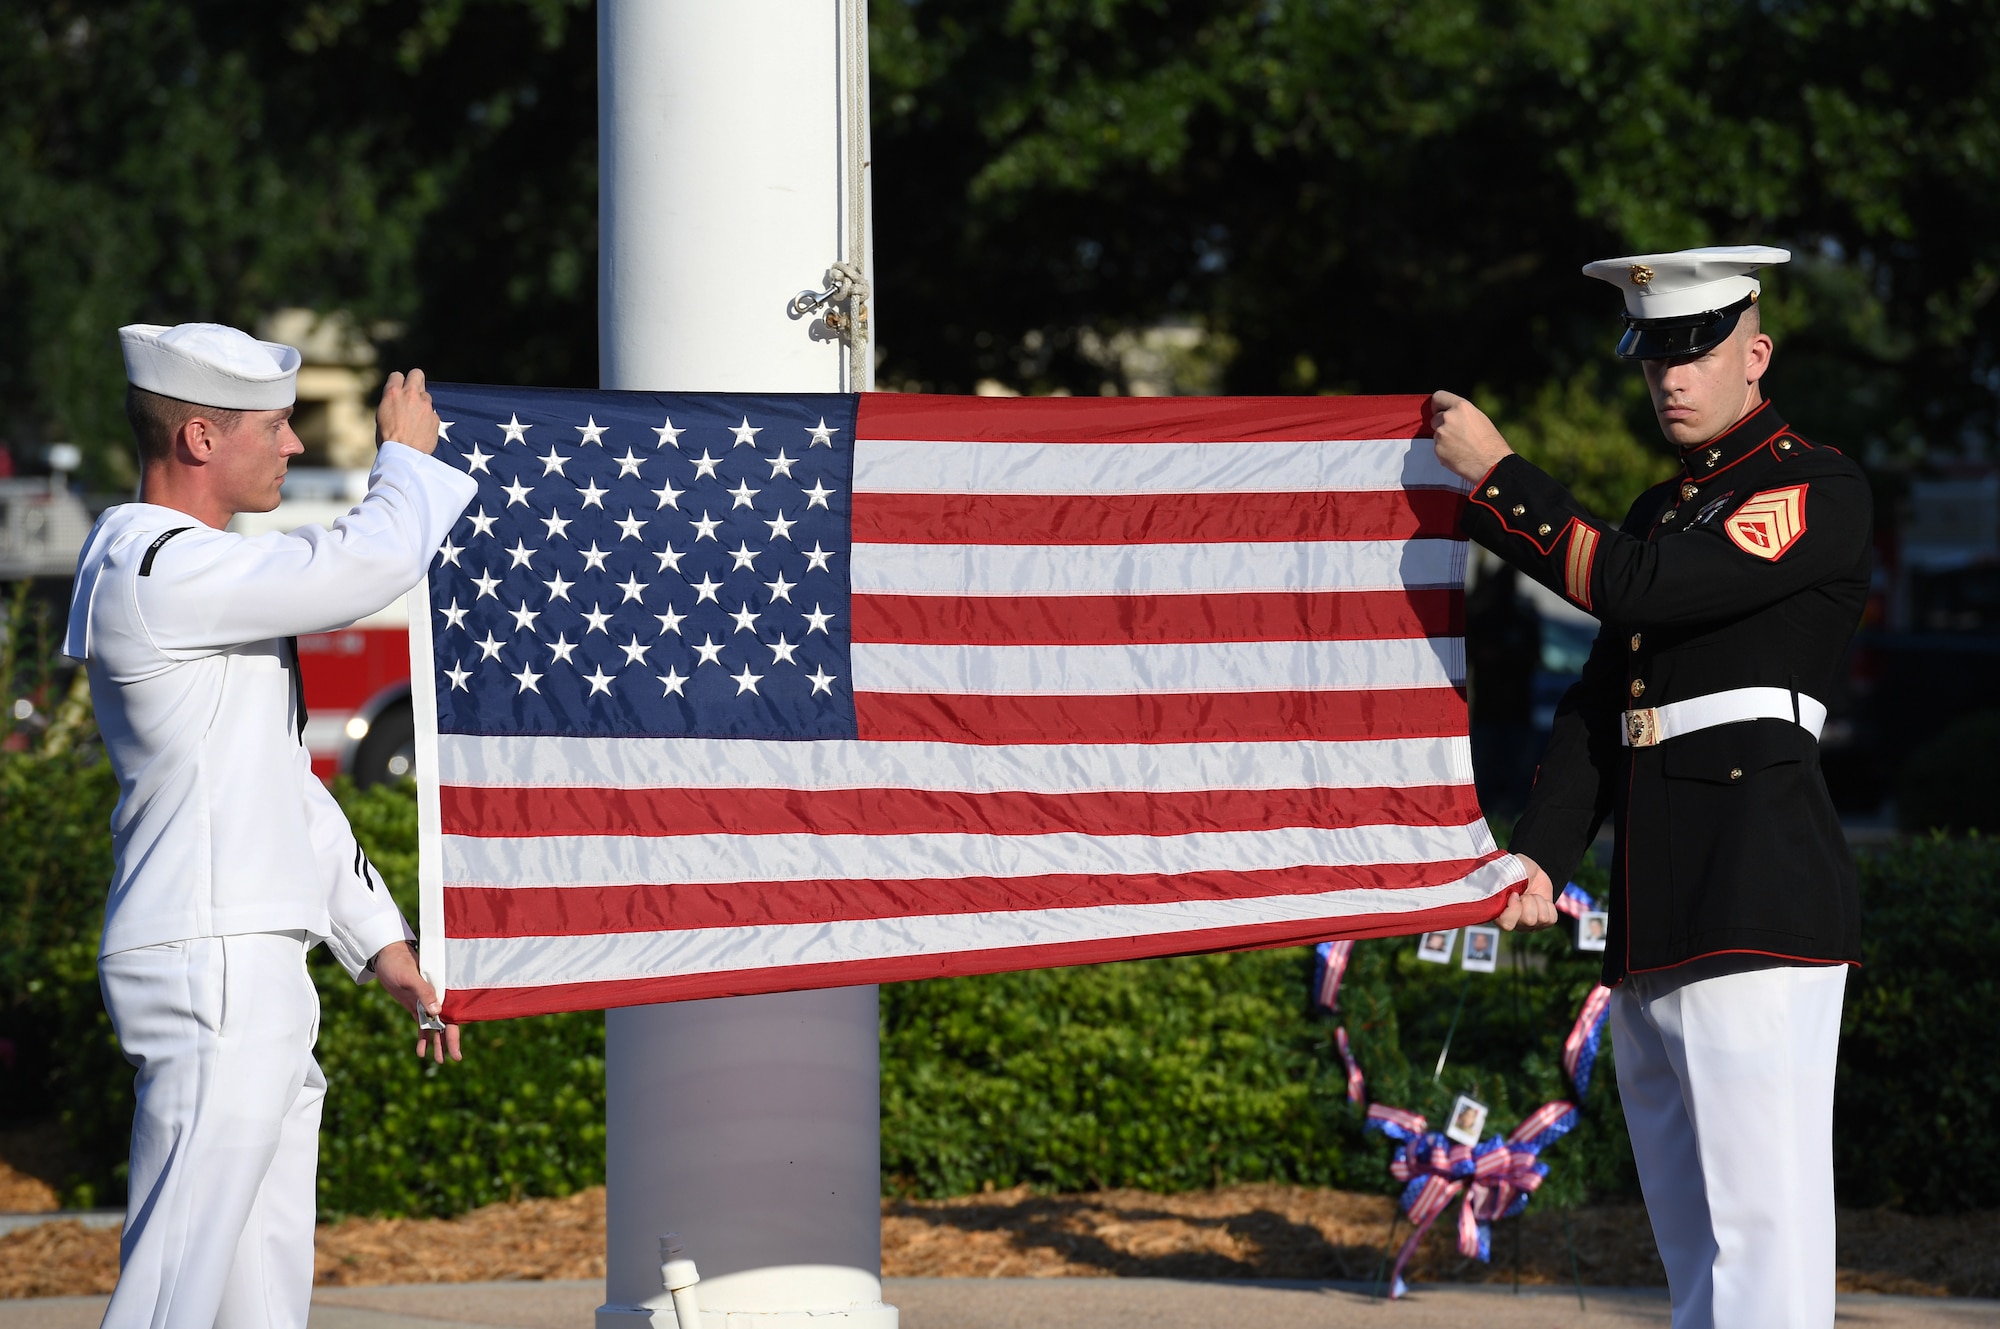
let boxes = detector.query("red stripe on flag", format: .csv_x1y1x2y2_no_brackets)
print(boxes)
856,392,1431,444
851,589,1461,646
439,782,1481,839
850,490,1464,546
440,888,1514,1023
442,856,1504,938
854,687,1467,744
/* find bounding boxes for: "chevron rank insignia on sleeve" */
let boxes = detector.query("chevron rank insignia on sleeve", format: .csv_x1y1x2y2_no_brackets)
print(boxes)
1724,484,1808,561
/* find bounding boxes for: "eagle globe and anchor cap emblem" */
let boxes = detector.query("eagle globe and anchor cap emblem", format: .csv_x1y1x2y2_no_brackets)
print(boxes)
1629,264,1655,286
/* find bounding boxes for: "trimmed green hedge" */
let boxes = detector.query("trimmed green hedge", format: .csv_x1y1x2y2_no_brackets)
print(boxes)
880,896,1633,1203
3,658,1994,1216
1834,832,2000,1212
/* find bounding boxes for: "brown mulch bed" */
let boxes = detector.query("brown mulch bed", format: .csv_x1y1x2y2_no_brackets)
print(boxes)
4,1184,1997,1299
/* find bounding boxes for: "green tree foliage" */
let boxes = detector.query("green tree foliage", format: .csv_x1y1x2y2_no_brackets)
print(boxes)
871,0,2000,467
6,1,1996,485
0,0,595,487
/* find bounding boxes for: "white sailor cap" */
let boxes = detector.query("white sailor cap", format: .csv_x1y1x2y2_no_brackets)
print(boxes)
118,322,301,410
1581,245,1790,360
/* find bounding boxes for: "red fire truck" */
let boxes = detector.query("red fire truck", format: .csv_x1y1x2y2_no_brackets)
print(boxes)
230,469,416,786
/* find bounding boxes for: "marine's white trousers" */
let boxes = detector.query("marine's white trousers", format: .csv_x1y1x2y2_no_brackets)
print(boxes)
99,931,322,1329
1612,963,1847,1329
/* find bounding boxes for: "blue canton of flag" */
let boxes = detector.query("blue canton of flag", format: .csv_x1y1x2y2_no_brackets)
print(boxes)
424,386,858,740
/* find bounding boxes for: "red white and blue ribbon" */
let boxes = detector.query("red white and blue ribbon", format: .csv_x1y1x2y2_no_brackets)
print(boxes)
1554,883,1600,920
1562,984,1614,1095
1363,1099,1580,1297
1335,1026,1366,1104
1313,939,1354,1012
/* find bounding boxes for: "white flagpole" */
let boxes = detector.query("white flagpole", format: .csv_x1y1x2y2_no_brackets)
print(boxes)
595,2,891,1326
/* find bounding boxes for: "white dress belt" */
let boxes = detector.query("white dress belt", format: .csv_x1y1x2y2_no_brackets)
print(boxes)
1621,686,1828,748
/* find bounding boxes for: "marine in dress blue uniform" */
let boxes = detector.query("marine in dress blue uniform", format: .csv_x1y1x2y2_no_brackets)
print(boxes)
1440,248,1865,1329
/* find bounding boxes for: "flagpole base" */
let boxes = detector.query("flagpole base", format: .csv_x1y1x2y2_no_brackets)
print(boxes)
596,1305,899,1329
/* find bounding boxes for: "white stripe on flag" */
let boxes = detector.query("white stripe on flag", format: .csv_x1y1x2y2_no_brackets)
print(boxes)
852,438,1460,495
444,855,1525,989
848,637,1464,695
850,538,1465,595
444,819,1501,888
437,734,1476,793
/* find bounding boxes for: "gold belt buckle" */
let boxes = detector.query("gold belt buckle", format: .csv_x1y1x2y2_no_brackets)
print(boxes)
1625,707,1660,747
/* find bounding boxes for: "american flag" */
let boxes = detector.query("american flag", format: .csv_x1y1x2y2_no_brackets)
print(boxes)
412,388,1522,1021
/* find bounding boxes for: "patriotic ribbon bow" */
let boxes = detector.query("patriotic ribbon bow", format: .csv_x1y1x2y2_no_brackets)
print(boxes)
1562,984,1614,1095
1312,939,1354,1012
1554,882,1599,920
1363,1099,1579,1297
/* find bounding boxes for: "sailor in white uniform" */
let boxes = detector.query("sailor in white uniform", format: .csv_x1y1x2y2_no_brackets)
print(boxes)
65,322,479,1328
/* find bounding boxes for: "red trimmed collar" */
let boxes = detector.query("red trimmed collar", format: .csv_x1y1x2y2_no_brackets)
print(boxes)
1677,400,1787,481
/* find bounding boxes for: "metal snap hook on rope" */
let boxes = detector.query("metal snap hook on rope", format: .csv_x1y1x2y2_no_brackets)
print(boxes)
787,263,869,323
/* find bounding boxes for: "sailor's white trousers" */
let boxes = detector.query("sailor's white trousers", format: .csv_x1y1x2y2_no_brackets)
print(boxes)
99,931,322,1329
1611,962,1848,1329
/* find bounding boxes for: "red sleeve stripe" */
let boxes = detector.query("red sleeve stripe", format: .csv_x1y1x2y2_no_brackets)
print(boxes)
1564,521,1599,610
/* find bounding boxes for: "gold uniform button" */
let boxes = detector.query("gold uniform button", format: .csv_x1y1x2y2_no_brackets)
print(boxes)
1629,633,1642,651
1729,767,1744,781
1681,483,1699,500
1778,440,1793,451
1485,486,1500,498
1511,504,1526,516
1537,523,1552,536
1663,508,1677,521
1630,679,1646,698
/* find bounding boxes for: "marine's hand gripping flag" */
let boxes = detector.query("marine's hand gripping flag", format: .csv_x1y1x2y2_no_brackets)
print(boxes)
410,389,1525,1020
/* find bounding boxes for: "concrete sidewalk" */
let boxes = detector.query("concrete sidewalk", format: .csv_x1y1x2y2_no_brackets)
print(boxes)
6,1279,1994,1327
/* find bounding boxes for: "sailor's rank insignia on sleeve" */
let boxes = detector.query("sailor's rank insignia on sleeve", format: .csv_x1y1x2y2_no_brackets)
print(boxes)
1563,520,1599,608
1724,484,1808,561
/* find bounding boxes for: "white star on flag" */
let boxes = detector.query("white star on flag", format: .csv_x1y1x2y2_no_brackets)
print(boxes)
731,417,763,448
499,414,531,444
576,417,608,445
653,418,684,448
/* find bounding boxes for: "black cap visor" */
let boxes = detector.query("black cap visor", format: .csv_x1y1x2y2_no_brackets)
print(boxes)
1615,292,1756,360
